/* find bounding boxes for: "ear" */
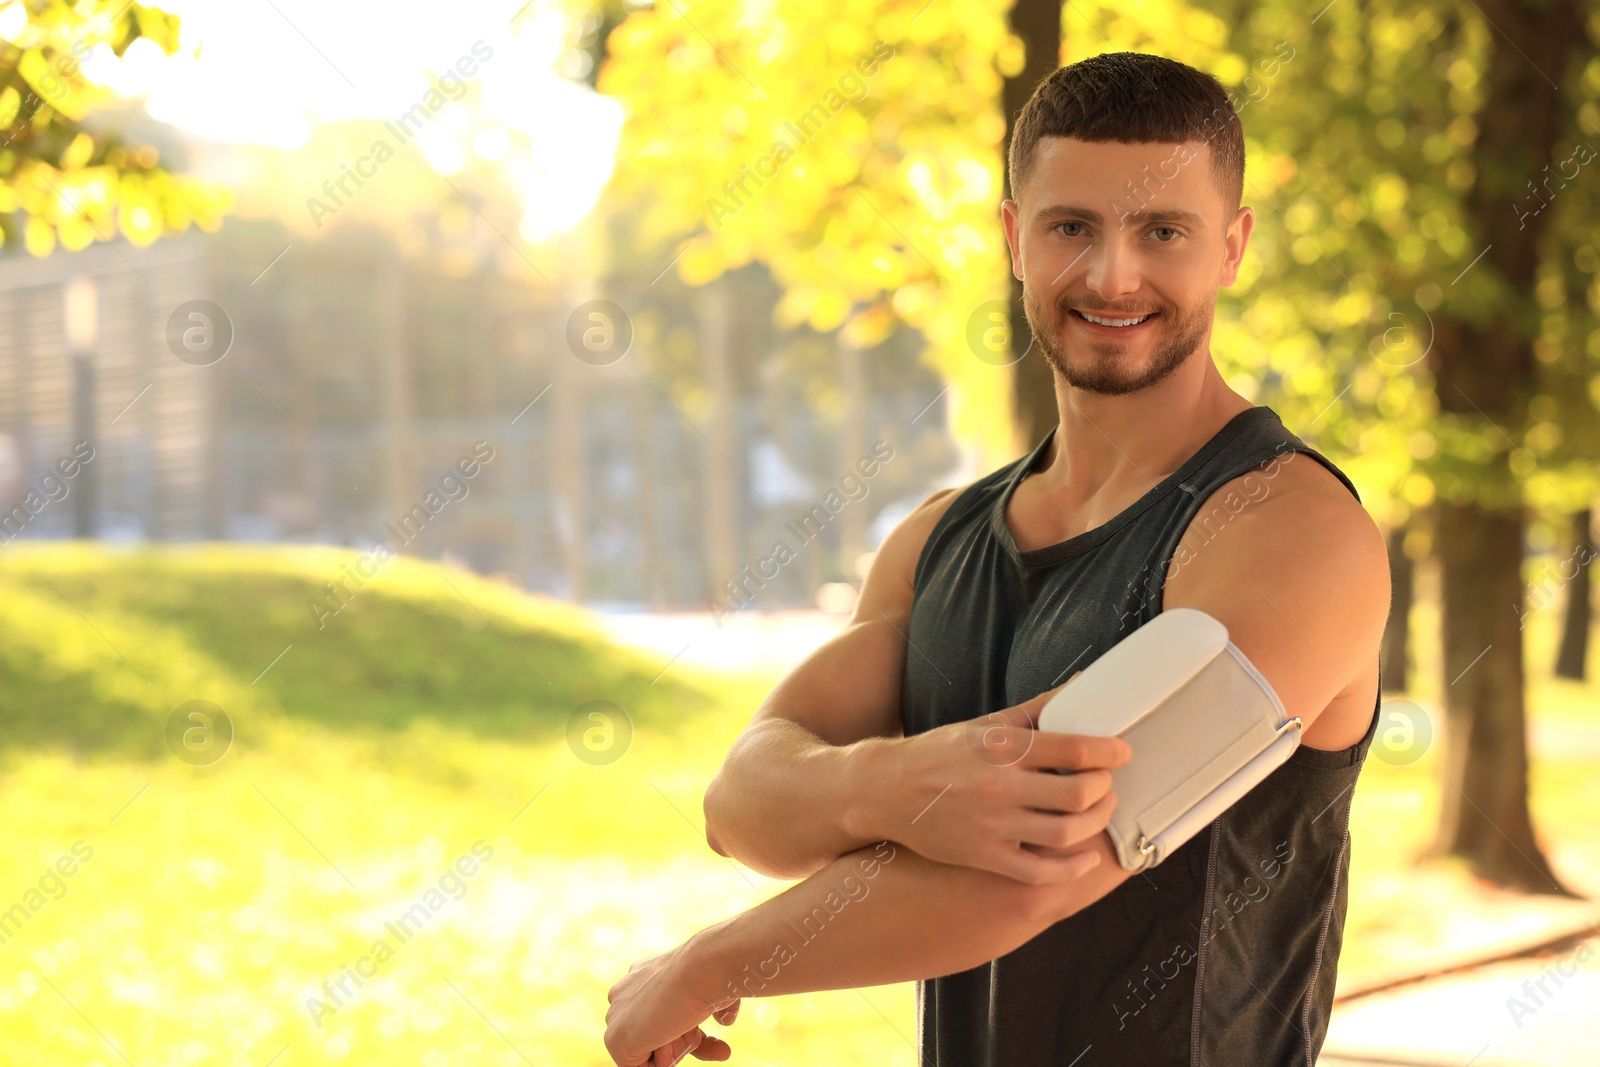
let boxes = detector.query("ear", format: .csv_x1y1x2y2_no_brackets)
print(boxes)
1218,205,1255,288
1001,198,1024,282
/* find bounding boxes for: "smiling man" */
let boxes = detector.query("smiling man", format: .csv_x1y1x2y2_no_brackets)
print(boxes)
604,51,1389,1067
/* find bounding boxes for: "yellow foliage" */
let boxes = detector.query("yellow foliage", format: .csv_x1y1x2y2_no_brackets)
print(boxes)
599,0,1037,466
2,1,225,256
597,0,1595,500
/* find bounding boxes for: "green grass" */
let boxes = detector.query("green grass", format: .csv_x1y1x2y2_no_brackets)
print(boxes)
0,542,717,759
1,542,1595,1064
0,543,914,1066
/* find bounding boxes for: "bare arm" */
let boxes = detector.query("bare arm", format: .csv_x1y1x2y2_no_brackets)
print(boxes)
605,828,1133,1065
703,488,1128,885
676,833,1133,1005
1161,473,1393,748
700,487,941,879
699,610,914,880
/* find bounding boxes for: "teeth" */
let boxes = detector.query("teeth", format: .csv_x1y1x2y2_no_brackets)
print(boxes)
1080,311,1152,327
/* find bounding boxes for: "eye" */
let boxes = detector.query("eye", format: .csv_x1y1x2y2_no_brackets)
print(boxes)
1053,221,1086,238
1151,226,1183,242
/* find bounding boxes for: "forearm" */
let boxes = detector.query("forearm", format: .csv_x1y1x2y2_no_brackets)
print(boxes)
679,836,1118,1001
703,718,888,880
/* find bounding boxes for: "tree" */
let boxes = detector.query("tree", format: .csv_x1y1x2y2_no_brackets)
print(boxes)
1381,516,1420,693
1000,0,1060,457
1554,507,1593,680
0,0,228,254
1424,0,1592,893
598,0,1024,471
1156,0,1600,892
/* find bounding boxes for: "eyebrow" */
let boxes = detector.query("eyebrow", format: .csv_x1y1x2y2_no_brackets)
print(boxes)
1036,204,1207,229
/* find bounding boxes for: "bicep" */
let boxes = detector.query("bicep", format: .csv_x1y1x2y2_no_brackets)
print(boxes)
751,615,908,745
750,487,961,746
1162,489,1391,736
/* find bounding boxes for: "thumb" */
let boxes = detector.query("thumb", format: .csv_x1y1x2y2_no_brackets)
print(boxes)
1011,671,1088,729
1018,670,1084,727
1037,669,1085,701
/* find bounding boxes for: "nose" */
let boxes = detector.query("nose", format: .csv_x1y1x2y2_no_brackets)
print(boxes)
1081,240,1142,306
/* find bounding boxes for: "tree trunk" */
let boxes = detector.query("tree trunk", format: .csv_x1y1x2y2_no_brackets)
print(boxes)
1427,0,1585,895
837,331,867,579
1001,0,1060,458
1554,506,1593,681
697,276,739,609
1431,500,1571,893
1381,520,1414,693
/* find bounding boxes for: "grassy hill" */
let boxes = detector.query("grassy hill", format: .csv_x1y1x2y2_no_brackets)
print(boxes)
0,545,884,1067
0,542,717,762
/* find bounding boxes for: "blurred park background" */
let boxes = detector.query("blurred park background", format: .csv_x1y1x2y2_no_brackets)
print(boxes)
1,0,1599,1064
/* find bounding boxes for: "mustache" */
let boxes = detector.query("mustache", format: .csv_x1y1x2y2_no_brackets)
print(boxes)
1057,297,1162,317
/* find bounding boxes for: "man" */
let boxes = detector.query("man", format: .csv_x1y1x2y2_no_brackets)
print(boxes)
605,51,1389,1067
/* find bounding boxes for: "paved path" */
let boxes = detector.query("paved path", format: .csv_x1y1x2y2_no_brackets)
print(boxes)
1321,936,1600,1067
595,608,848,676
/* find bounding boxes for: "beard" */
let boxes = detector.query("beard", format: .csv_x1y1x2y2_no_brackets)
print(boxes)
1023,282,1214,396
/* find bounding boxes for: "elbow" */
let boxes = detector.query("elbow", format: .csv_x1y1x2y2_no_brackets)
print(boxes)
702,778,819,879
702,779,731,857
705,823,731,859
703,775,765,868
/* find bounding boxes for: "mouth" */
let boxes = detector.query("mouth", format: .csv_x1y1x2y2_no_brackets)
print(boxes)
1069,309,1159,334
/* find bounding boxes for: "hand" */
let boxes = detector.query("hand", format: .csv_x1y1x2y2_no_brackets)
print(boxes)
867,673,1132,884
604,941,740,1067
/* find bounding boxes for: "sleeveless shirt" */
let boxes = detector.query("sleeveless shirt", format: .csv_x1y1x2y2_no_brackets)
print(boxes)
902,405,1380,1067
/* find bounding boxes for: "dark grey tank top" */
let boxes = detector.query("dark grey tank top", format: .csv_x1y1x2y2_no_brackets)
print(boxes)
902,405,1380,1067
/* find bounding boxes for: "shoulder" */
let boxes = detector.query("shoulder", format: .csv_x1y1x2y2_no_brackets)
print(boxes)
848,481,975,626
866,450,1029,591
1164,451,1389,719
857,485,966,593
1174,449,1389,627
1238,448,1385,579
1178,446,1383,581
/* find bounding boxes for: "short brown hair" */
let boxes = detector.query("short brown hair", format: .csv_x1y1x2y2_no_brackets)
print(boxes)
1008,52,1245,222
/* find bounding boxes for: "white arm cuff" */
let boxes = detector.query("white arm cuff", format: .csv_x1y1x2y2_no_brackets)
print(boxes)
1037,607,1303,871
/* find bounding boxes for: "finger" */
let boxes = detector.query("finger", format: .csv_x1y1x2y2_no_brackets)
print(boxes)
1019,731,1131,771
968,718,1038,766
1020,842,1105,880
1019,767,1113,813
651,1029,704,1067
1012,792,1118,850
711,1000,740,1025
1008,686,1065,728
987,840,1104,885
690,1033,733,1061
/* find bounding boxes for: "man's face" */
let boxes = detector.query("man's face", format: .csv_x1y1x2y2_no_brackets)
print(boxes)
1001,137,1253,396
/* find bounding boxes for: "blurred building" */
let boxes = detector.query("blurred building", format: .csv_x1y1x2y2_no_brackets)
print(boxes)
0,222,962,609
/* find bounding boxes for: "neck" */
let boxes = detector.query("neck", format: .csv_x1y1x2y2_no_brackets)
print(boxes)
1033,360,1255,500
